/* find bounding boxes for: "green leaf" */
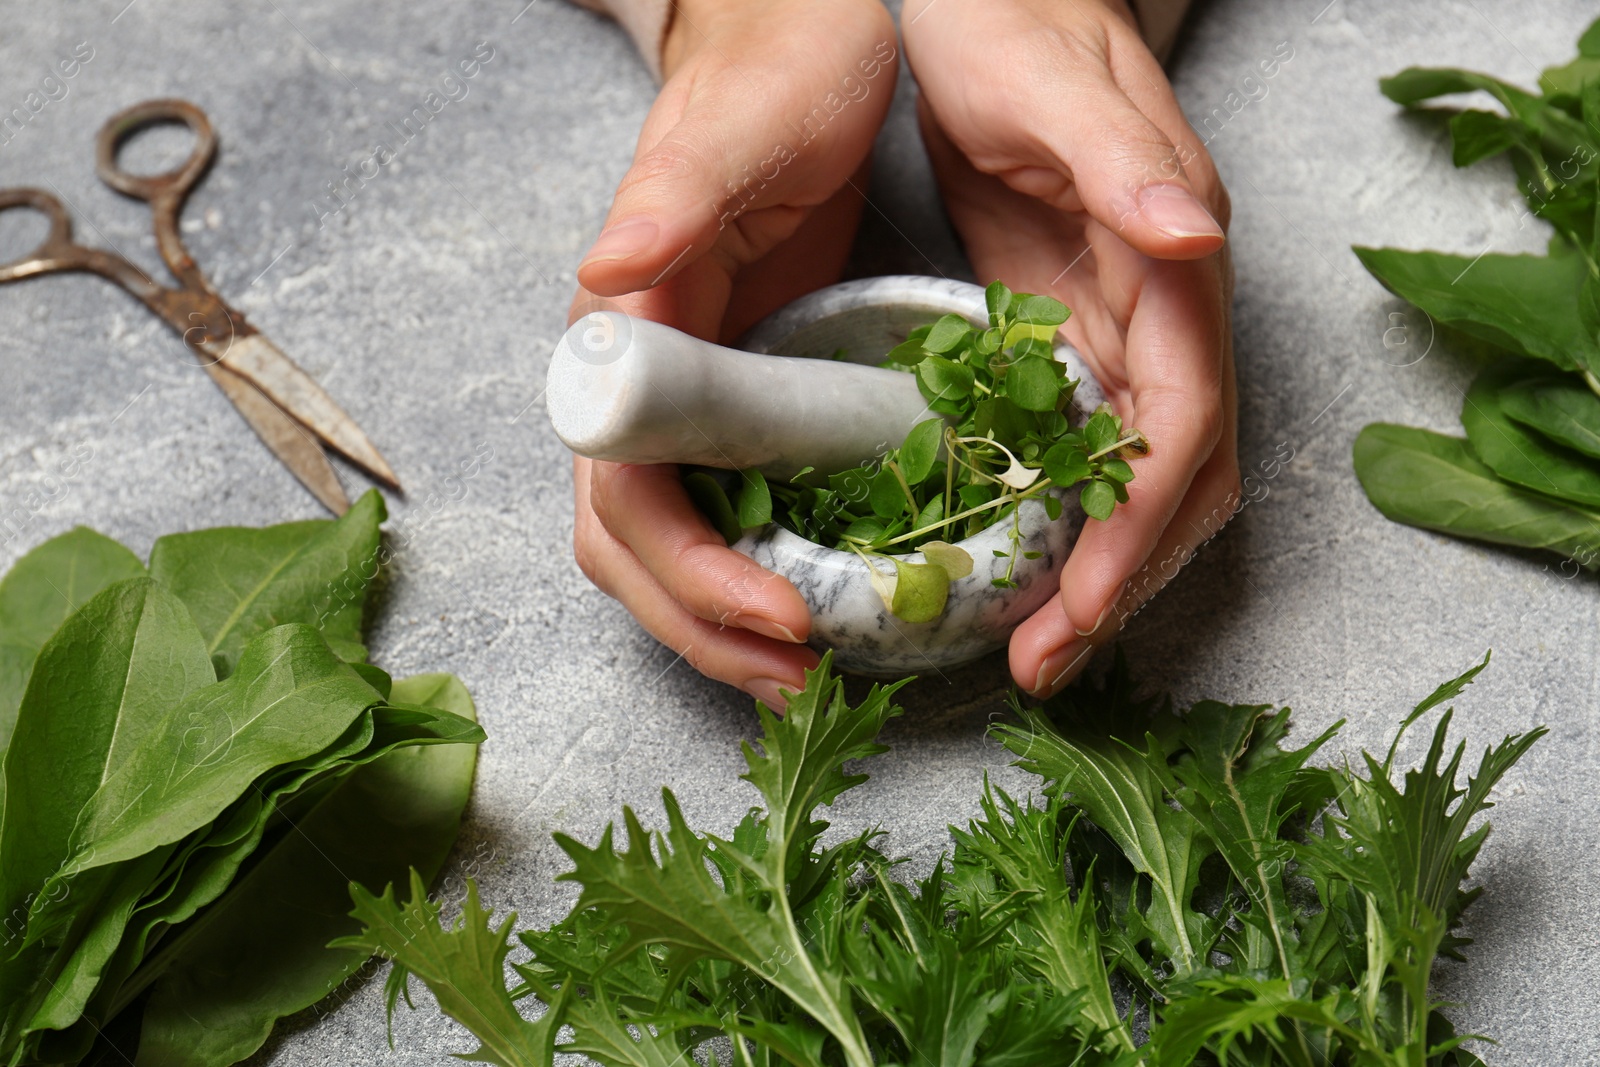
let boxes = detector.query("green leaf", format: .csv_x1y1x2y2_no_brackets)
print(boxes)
1448,109,1522,166
684,471,742,544
948,787,1129,1048
888,557,951,623
1353,246,1595,372
148,489,386,676
1461,361,1600,507
870,467,909,520
738,469,773,529
885,338,931,366
985,280,1013,324
1081,481,1116,521
1083,410,1120,455
1099,458,1135,484
1156,704,1340,979
0,577,212,1051
918,541,973,580
1502,375,1600,459
1014,294,1071,327
917,355,976,402
53,624,384,880
1043,443,1091,487
133,673,481,1067
0,528,144,762
994,691,1213,977
1353,422,1600,562
1006,356,1063,412
899,419,944,486
555,656,902,1067
339,872,565,1067
922,314,973,354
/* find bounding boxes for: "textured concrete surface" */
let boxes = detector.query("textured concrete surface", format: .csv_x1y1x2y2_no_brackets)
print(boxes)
1,0,1596,1063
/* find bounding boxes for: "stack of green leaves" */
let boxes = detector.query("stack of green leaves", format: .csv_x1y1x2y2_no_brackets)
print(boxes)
1353,16,1600,565
0,490,485,1066
690,281,1147,623
344,650,1534,1067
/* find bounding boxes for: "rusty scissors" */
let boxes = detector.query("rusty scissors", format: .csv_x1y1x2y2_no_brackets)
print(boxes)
0,98,399,513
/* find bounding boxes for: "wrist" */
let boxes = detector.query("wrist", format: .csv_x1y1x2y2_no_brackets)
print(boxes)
661,0,743,79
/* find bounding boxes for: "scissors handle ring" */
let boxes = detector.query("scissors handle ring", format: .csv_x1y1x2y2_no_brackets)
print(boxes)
95,98,216,203
0,188,77,282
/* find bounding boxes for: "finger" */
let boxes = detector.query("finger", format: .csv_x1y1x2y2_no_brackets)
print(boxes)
1094,22,1230,229
1044,73,1225,260
1011,442,1241,697
589,461,811,643
576,7,895,298
574,458,819,707
1057,254,1232,636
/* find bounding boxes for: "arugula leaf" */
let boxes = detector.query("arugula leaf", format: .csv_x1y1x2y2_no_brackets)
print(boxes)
1353,247,1595,372
0,527,144,759
1353,423,1600,563
148,489,385,676
131,673,481,1067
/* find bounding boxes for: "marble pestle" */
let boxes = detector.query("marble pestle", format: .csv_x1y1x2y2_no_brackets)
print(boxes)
544,312,934,480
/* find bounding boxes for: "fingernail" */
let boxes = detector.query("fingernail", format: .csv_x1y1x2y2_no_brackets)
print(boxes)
743,617,803,644
1137,184,1223,241
1075,581,1127,637
1032,640,1090,698
747,677,796,711
581,216,659,265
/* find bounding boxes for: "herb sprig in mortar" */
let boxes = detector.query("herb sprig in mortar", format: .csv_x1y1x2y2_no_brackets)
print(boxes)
689,281,1148,622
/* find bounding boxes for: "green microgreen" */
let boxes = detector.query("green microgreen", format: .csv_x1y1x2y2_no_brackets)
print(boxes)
695,281,1146,622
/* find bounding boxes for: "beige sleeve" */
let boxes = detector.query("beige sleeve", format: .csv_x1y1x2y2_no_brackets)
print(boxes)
570,0,674,80
571,0,1193,82
1130,0,1192,62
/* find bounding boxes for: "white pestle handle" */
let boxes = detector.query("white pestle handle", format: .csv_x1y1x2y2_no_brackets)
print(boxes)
544,312,936,480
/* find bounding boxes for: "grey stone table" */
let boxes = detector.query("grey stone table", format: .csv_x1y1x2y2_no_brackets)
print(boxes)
1,0,1595,1062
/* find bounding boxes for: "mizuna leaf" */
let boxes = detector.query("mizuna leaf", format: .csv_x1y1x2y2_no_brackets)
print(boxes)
339,871,564,1067
148,488,385,676
555,656,901,1067
994,695,1214,977
1155,703,1341,980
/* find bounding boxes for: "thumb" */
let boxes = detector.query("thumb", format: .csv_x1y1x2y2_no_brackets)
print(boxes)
1040,78,1225,260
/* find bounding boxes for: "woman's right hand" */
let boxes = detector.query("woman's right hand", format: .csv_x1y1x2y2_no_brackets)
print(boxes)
568,0,899,707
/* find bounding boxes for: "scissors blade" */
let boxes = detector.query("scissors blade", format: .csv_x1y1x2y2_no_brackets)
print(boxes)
202,361,351,514
198,333,402,489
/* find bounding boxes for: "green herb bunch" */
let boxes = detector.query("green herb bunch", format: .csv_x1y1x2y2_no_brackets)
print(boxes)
346,650,1534,1067
690,281,1147,623
1353,16,1600,565
0,492,484,1066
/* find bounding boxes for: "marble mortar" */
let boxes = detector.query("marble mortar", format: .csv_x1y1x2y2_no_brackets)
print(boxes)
734,276,1107,677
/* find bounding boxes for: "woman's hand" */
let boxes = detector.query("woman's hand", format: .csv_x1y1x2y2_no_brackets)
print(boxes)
569,0,899,707
903,0,1239,696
